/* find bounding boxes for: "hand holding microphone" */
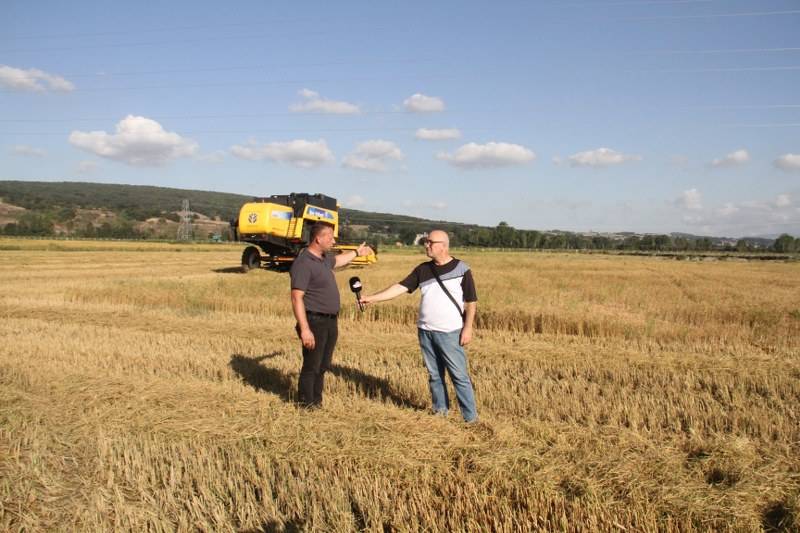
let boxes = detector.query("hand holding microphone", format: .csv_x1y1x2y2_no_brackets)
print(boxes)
349,276,365,312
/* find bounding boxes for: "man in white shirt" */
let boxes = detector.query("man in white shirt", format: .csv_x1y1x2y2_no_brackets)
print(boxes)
360,230,478,422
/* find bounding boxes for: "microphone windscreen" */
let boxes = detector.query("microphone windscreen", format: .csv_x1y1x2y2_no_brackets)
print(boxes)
349,276,362,293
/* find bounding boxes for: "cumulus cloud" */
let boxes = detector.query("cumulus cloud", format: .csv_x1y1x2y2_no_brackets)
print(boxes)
568,147,642,168
715,202,739,217
711,149,750,168
75,160,99,175
403,93,445,113
69,115,197,166
677,188,703,210
678,193,799,235
774,153,800,172
11,145,46,157
289,88,360,114
230,139,334,168
438,142,536,169
345,195,366,208
415,128,461,141
342,140,404,173
0,65,75,92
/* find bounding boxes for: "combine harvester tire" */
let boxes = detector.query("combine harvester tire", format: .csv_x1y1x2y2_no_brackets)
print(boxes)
241,246,261,272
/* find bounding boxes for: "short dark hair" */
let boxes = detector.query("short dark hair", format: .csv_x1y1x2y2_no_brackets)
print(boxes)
309,222,333,242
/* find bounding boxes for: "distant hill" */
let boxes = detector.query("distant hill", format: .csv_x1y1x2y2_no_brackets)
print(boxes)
0,181,795,253
0,181,475,242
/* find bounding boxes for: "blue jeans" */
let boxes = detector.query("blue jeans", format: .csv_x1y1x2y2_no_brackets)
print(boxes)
418,328,478,422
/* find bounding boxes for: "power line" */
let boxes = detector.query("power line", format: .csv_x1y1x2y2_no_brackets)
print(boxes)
1,19,307,41
685,104,800,110
630,65,800,73
626,47,800,55
722,122,800,128
625,9,800,20
1,126,472,136
0,111,415,122
3,102,799,123
0,73,460,93
4,63,798,95
55,58,438,79
563,0,713,5
0,2,719,42
13,47,797,81
0,26,401,54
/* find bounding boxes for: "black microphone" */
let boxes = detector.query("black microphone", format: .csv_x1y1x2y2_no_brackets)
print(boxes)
349,276,364,312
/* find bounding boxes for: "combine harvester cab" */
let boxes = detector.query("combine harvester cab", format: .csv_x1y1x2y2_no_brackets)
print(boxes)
231,193,377,271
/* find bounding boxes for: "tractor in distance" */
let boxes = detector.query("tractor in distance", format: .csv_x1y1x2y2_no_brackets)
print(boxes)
230,193,377,271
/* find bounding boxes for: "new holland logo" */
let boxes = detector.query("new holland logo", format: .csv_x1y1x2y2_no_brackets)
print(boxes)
247,213,258,223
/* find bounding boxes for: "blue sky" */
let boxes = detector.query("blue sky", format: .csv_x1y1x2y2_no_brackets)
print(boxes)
2,0,799,237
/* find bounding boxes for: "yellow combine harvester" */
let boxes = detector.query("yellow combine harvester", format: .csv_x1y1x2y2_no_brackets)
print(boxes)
231,193,377,271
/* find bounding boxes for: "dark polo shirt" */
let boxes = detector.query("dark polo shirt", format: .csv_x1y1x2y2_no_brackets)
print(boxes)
289,248,340,315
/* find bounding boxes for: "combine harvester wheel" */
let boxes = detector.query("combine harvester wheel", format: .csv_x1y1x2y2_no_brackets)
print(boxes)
241,246,262,272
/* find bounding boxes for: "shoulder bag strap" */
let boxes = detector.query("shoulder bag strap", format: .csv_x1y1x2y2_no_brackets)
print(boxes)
427,261,465,322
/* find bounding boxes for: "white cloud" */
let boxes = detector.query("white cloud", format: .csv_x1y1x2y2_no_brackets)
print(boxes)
678,194,800,236
69,115,197,166
429,201,447,210
682,214,707,225
230,139,334,168
11,145,46,157
552,156,563,166
196,151,226,164
75,160,98,175
403,93,445,113
342,140,404,173
677,188,703,210
568,147,642,168
716,202,739,217
289,88,360,115
774,153,800,172
0,65,75,92
345,195,366,208
711,149,750,168
415,128,461,141
438,142,536,169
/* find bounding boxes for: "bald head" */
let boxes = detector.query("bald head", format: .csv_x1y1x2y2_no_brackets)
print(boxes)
424,229,451,263
428,230,449,247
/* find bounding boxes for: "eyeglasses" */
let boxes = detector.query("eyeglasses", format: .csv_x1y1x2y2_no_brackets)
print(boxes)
422,239,444,246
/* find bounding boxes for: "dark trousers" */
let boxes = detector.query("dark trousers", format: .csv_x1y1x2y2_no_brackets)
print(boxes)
297,314,338,407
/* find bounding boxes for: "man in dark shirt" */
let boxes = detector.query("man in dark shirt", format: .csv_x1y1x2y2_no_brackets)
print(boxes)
290,223,373,408
359,230,478,422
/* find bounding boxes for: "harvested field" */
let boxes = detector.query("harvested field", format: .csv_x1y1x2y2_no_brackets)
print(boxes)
1,239,798,531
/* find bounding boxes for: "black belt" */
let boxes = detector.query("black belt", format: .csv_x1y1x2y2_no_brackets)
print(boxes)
306,310,338,319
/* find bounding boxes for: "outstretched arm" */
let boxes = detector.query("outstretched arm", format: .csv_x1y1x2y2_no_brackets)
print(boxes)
335,242,374,268
360,283,408,305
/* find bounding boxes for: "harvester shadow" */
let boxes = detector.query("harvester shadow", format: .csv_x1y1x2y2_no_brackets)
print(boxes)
213,265,291,274
229,352,294,402
213,266,246,274
330,364,426,411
